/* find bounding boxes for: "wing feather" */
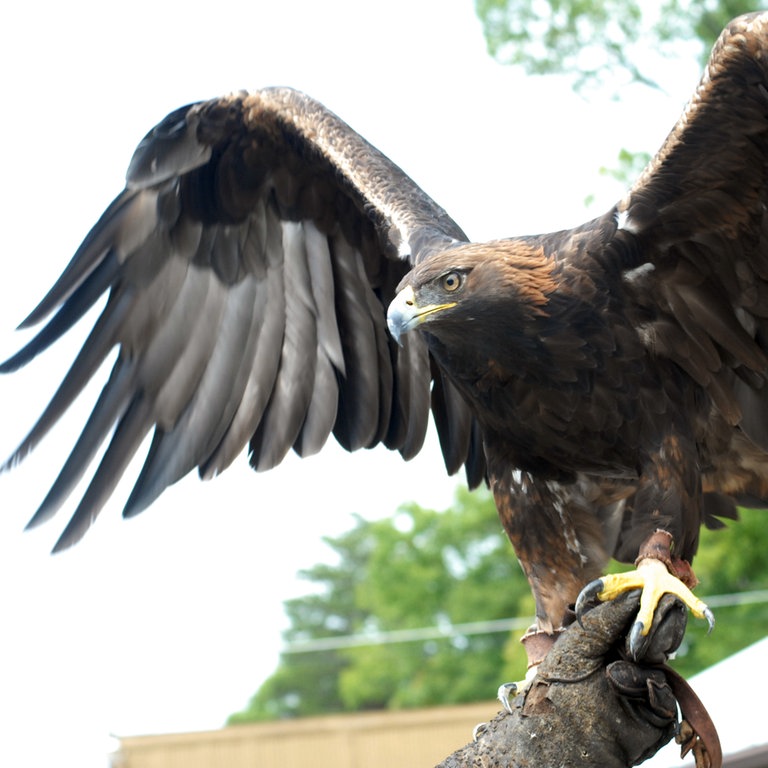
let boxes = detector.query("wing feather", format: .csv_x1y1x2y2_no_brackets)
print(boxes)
1,288,137,471
25,358,137,528
304,219,345,373
51,396,155,552
0,249,122,373
293,221,343,457
394,332,430,459
329,233,384,452
248,221,319,470
430,363,475,476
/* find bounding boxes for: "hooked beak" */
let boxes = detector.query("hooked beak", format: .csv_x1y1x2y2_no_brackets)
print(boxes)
386,285,456,346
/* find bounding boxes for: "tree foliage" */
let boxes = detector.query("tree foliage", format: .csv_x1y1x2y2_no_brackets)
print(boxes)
473,0,756,189
474,0,756,93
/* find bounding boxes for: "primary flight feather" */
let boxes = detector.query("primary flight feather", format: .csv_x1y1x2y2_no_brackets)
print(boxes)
4,12,768,675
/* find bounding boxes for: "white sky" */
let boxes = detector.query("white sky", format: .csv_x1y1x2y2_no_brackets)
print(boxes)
0,2,703,766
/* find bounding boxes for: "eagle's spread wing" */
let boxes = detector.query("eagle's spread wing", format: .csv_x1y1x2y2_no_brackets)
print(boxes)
613,12,768,557
1,88,484,552
621,12,768,423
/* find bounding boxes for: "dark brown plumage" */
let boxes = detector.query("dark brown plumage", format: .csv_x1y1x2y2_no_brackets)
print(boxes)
4,13,768,662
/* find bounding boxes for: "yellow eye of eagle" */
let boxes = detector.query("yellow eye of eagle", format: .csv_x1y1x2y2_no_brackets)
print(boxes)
441,271,462,292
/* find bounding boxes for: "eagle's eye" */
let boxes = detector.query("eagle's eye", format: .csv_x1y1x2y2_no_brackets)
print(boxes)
441,271,462,292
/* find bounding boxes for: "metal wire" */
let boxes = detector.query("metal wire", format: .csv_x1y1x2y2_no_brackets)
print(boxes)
282,588,768,653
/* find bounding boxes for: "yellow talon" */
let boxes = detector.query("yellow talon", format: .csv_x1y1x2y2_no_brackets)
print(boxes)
598,559,710,636
576,556,715,659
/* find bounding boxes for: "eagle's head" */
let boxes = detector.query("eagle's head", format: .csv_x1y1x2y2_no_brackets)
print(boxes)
386,239,556,349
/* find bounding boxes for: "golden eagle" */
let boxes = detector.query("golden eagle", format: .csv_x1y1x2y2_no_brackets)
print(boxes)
4,13,768,671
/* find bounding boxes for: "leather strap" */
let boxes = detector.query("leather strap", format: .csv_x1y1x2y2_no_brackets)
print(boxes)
664,665,722,768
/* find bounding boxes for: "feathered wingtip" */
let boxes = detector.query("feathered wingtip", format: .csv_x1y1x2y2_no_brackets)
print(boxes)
0,249,121,376
9,189,138,337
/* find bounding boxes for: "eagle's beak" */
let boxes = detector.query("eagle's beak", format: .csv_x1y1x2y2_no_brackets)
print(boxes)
387,285,418,346
387,284,456,346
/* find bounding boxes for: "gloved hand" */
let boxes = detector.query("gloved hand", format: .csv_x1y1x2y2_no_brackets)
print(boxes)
437,591,691,768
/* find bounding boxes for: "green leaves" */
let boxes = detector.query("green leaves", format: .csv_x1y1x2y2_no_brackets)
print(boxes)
474,0,756,92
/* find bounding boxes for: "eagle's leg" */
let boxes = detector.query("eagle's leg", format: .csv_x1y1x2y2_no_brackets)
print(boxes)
575,530,714,657
490,468,611,709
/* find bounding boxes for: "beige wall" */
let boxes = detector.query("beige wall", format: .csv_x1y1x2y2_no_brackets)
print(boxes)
115,700,499,768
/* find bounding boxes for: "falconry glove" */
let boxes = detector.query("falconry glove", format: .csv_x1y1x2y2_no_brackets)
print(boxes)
439,592,718,768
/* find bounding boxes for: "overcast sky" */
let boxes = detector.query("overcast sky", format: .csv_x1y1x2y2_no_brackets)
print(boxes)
0,2,703,766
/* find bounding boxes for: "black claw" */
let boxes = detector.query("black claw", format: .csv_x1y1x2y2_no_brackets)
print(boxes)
575,578,605,624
